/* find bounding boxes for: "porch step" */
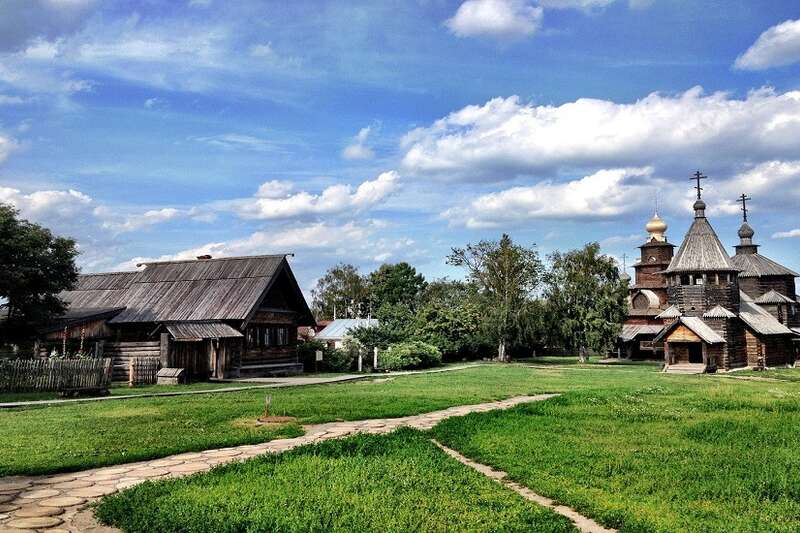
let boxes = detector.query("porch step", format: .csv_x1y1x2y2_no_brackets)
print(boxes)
665,364,707,374
238,362,304,378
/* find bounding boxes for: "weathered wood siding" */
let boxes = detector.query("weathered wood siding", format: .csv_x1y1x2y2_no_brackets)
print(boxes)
105,341,161,382
0,358,112,392
43,318,114,341
666,325,701,343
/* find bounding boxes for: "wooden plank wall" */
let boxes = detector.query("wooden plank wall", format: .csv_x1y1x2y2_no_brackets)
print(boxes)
105,341,161,382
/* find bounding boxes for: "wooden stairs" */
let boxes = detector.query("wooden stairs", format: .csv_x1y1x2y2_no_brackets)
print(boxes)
664,363,707,374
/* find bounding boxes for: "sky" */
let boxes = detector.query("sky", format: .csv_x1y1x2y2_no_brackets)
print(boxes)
2,0,800,293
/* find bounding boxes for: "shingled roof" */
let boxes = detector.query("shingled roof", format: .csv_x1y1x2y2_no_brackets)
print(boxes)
60,255,313,326
730,252,799,278
665,212,738,273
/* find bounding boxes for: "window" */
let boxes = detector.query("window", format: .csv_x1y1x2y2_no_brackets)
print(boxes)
276,327,288,346
247,325,289,348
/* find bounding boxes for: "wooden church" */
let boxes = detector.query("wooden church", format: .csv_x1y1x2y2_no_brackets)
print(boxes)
621,172,798,371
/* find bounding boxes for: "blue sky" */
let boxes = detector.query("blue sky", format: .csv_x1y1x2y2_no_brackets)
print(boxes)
2,0,800,291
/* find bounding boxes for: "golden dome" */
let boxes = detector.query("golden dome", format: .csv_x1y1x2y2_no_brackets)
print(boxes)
645,212,667,241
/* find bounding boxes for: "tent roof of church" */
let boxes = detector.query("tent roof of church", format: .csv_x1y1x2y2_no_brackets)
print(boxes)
665,216,738,273
730,252,798,278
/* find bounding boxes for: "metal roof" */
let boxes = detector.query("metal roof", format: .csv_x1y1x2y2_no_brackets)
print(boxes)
666,217,738,273
754,289,796,305
703,305,736,319
730,252,799,278
619,324,663,342
316,318,379,339
165,321,244,341
654,316,725,344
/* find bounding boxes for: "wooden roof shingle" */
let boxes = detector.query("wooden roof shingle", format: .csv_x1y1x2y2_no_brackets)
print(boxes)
666,216,738,273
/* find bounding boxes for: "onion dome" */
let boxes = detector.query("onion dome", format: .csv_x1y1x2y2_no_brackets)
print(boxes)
645,212,668,242
738,222,754,240
693,199,706,218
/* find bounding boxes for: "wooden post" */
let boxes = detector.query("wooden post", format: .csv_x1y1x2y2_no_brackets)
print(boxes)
160,332,170,368
128,358,134,387
94,340,105,358
664,342,671,369
358,351,363,373
702,342,708,369
373,347,378,370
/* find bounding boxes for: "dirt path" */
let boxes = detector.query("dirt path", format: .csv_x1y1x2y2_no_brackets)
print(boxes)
0,394,557,532
432,440,615,533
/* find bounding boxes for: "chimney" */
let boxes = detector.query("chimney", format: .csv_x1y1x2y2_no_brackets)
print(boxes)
196,255,212,260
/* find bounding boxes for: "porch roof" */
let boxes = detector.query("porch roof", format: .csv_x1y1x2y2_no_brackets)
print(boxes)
619,324,663,342
164,321,244,342
654,316,725,344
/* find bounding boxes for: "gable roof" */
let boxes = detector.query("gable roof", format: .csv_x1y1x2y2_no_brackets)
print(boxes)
703,305,736,319
60,255,313,326
164,321,244,341
666,217,738,273
754,289,796,305
739,292,795,336
731,252,799,279
619,324,663,342
656,305,682,319
654,316,725,344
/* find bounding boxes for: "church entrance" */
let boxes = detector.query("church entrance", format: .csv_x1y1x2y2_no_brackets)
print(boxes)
688,343,703,364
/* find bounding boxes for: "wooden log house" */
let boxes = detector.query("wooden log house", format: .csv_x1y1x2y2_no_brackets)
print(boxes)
39,255,315,380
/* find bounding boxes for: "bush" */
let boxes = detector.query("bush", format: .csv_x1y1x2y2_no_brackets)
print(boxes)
380,341,442,371
322,347,354,372
297,339,326,372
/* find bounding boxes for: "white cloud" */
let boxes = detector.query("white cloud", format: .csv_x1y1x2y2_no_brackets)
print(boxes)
446,0,543,40
255,180,294,199
143,97,166,109
711,160,800,214
538,0,614,9
441,167,655,228
401,87,800,181
192,133,276,152
772,229,800,239
0,95,29,105
234,171,399,220
114,220,410,270
0,135,18,162
599,233,645,246
735,19,800,70
342,126,375,160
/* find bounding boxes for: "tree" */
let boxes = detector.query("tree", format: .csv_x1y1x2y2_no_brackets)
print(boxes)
0,204,79,342
543,243,628,363
447,234,543,362
311,263,369,320
367,262,427,311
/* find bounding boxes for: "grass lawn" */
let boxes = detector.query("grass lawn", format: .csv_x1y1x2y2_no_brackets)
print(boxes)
0,381,273,403
432,374,800,532
2,363,650,476
96,428,575,533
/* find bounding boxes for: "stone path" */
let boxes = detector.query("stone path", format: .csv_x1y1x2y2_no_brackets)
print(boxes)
432,440,615,533
0,363,484,410
0,394,556,532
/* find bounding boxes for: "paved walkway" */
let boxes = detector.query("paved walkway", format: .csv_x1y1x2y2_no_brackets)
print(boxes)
0,394,556,532
0,364,484,410
433,440,615,533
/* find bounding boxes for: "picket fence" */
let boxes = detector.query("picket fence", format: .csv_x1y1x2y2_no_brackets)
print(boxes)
128,357,160,386
0,357,112,393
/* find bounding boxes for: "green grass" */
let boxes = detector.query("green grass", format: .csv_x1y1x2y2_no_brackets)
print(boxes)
0,363,682,476
432,377,800,532
95,428,575,533
0,382,266,404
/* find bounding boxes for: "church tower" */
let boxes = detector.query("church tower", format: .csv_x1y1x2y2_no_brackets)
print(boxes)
631,210,674,307
664,172,740,317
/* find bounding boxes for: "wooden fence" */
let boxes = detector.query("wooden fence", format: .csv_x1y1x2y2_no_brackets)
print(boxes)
106,341,161,382
128,356,160,386
0,358,112,393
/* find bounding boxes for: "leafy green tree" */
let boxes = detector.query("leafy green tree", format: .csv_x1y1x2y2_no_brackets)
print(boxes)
543,243,628,363
413,300,482,359
0,204,79,341
367,262,426,310
311,263,369,320
447,234,543,362
350,302,414,351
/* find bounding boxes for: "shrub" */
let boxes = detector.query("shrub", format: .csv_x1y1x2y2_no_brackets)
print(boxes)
322,347,354,372
380,341,442,371
297,339,327,372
